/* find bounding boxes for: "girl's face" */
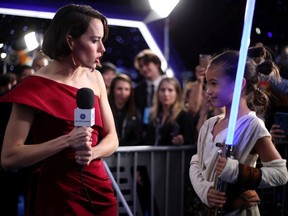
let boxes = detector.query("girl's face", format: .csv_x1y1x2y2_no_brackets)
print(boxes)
71,18,106,69
114,80,131,105
205,64,235,108
158,80,177,108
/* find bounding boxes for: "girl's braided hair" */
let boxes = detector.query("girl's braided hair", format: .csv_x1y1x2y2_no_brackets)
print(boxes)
210,44,280,115
246,44,280,114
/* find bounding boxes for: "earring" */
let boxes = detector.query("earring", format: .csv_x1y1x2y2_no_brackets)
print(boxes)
71,53,77,67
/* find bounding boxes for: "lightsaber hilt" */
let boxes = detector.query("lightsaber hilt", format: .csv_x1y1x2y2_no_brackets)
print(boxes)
216,142,234,159
212,143,234,216
215,143,234,192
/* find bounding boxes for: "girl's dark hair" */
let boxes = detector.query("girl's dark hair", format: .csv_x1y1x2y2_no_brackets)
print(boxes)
108,74,138,118
210,45,280,115
42,4,109,60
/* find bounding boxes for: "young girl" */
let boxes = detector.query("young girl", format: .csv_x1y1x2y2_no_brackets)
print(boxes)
189,48,288,215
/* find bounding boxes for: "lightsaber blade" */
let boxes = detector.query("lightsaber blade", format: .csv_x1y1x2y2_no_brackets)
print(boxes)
226,0,256,146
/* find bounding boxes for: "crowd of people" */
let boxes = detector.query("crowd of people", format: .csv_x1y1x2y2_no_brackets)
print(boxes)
0,3,288,216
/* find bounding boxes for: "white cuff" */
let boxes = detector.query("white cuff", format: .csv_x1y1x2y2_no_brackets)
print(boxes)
260,159,288,187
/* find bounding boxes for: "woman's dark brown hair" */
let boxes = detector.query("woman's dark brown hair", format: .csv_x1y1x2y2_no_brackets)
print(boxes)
108,73,138,118
42,4,109,60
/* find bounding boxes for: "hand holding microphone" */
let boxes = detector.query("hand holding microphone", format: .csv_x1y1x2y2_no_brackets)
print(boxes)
73,87,95,166
69,127,93,165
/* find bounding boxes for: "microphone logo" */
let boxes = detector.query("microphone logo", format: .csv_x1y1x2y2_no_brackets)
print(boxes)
80,114,86,120
74,88,95,127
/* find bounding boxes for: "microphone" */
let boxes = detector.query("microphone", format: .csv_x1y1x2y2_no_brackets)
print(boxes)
74,88,95,127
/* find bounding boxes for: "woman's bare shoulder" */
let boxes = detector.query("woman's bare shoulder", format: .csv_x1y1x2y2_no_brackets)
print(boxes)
87,69,106,97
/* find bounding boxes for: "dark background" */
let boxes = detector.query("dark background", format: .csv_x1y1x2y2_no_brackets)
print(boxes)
1,0,288,81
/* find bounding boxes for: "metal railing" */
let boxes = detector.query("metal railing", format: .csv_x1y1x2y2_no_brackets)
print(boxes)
105,145,196,216
105,143,288,216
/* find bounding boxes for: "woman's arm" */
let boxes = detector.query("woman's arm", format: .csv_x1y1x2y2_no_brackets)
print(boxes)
187,66,205,115
123,116,143,146
90,72,119,160
173,111,196,145
1,103,92,170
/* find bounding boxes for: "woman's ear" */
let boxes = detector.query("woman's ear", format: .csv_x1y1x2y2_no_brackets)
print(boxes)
67,35,74,50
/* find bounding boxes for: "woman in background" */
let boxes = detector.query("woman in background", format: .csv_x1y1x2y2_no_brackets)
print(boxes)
98,61,117,94
146,76,196,146
108,73,143,146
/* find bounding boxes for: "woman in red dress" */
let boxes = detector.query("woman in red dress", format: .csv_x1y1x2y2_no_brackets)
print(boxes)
0,4,119,216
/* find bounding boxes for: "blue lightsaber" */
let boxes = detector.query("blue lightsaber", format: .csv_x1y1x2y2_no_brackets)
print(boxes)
226,0,256,146
213,1,256,215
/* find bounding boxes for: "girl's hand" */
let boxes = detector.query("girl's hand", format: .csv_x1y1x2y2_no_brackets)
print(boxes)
245,192,261,206
207,187,227,207
171,134,184,145
215,156,228,176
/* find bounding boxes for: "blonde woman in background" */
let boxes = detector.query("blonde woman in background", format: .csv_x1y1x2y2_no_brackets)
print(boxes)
145,76,196,146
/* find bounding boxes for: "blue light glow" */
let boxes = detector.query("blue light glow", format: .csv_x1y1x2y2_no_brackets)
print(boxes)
226,0,256,146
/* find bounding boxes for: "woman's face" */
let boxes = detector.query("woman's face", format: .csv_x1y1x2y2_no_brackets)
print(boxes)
205,64,235,108
71,18,106,69
158,80,177,108
114,80,131,105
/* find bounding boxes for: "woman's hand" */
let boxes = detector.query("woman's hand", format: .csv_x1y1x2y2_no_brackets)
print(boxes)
207,187,227,207
75,145,93,166
195,65,206,83
171,134,184,145
67,127,94,166
270,124,286,141
68,127,93,149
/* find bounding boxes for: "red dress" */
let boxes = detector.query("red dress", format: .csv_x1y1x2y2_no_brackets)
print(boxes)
0,76,117,216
